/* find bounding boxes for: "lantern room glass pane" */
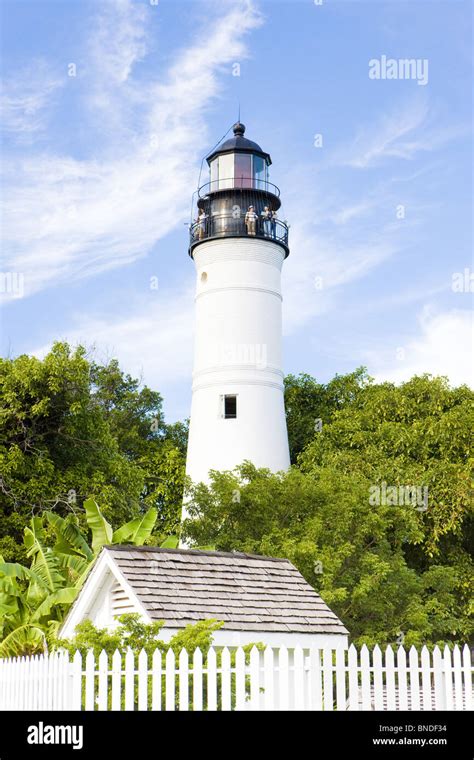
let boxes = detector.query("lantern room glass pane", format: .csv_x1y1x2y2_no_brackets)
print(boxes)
210,158,218,191
253,156,266,190
234,153,252,188
218,154,233,189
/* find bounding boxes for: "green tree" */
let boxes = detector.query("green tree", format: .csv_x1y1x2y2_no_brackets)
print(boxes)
0,343,187,562
183,373,473,646
284,368,370,462
299,373,473,559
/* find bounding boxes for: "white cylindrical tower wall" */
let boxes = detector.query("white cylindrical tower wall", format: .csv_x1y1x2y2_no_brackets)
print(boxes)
185,236,290,486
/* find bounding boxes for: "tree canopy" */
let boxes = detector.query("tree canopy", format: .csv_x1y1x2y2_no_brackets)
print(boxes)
183,372,473,647
1,346,472,649
0,342,187,563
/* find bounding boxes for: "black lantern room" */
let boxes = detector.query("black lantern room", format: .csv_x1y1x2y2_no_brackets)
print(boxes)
189,123,289,257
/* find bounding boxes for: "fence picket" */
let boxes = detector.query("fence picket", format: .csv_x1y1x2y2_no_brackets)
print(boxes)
443,645,454,711
360,645,371,711
40,655,47,711
7,659,12,710
234,647,246,711
451,645,462,711
263,646,274,711
26,656,34,710
408,646,420,711
206,647,217,711
278,646,289,711
84,650,95,711
310,648,323,711
138,649,148,711
97,650,108,711
249,646,260,710
433,646,445,711
462,644,472,711
397,646,408,711
59,652,68,710
294,647,305,710
25,656,32,710
191,648,202,712
372,646,384,710
385,647,396,711
347,645,359,710
151,649,162,711
18,657,24,710
335,648,346,711
165,649,175,711
420,646,432,711
221,647,232,711
178,649,188,712
124,649,135,711
111,650,121,712
50,653,57,710
323,647,334,711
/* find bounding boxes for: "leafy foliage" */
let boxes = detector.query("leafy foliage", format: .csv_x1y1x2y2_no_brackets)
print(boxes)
56,614,223,659
0,343,187,562
183,372,473,647
2,346,471,650
0,500,158,657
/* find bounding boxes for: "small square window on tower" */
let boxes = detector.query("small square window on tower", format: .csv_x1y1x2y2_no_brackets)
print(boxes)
223,394,237,419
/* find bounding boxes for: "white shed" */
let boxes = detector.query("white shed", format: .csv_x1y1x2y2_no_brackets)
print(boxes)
60,546,349,649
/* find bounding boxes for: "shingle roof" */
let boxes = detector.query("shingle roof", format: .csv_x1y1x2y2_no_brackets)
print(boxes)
105,546,348,635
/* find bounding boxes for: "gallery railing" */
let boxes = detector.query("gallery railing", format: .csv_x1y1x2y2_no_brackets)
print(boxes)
189,212,289,253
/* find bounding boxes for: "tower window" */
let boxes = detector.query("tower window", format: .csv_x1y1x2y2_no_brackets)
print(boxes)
224,395,237,419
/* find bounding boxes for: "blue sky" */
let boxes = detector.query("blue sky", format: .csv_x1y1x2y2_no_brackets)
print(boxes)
1,0,472,423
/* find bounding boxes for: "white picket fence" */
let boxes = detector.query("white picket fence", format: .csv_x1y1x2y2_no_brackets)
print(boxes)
0,644,472,711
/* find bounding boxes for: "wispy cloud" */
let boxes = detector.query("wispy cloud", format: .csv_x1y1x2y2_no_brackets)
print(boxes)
329,96,468,169
0,59,64,140
1,0,263,299
88,0,149,86
282,225,396,335
280,170,400,335
32,284,195,390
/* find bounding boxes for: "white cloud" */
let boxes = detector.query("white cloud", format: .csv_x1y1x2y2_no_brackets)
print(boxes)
329,97,468,169
367,307,474,387
88,0,148,86
0,59,64,139
32,285,195,389
282,226,395,335
280,173,398,335
1,0,263,299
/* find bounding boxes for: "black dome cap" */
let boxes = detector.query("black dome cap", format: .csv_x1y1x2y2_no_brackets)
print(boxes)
206,122,271,165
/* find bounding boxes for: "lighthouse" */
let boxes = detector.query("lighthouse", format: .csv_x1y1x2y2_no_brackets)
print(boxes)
185,123,291,487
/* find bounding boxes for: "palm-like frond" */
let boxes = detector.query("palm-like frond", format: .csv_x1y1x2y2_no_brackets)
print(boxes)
0,624,45,658
159,535,179,548
55,552,90,578
24,529,64,592
112,508,157,545
32,587,79,622
0,595,19,617
84,498,113,554
45,511,94,561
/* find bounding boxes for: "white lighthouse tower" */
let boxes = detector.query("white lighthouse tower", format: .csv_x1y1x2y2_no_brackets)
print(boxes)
185,123,290,487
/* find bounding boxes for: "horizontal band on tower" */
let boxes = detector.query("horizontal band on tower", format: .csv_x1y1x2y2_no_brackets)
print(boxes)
193,365,284,379
192,378,285,392
195,285,282,302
